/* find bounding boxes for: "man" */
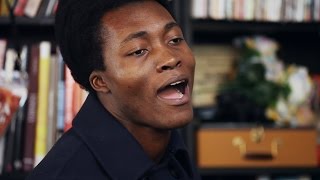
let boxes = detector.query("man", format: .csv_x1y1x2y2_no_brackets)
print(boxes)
27,0,200,179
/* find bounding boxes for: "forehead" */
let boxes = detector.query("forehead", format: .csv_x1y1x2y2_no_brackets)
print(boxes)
101,1,174,35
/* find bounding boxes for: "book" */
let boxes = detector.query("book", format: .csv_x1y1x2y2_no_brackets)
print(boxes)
0,136,6,174
192,45,237,107
72,84,85,119
36,0,49,17
23,43,39,172
0,0,10,17
233,0,244,20
55,49,65,140
0,86,22,173
0,39,7,70
3,116,16,173
294,0,305,22
243,0,255,21
24,0,42,18
64,66,74,132
314,0,320,21
2,85,27,173
265,0,282,22
44,0,56,16
191,0,208,19
46,52,58,151
12,105,25,172
254,0,266,21
12,45,29,172
225,0,234,20
13,0,28,16
34,41,51,167
208,0,225,20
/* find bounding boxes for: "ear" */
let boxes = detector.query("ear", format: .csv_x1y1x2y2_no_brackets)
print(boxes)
89,71,111,93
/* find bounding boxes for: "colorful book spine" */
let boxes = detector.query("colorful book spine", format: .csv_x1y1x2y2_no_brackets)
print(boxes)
56,49,65,139
34,41,51,167
64,66,74,132
46,53,58,153
23,44,39,171
14,0,28,16
0,39,7,70
0,136,6,174
24,0,42,18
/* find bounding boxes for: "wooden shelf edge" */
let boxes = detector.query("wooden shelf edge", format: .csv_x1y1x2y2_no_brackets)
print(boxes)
192,19,320,33
0,17,55,26
199,167,320,176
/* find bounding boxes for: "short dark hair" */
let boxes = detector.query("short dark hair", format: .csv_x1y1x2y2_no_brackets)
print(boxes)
55,0,173,93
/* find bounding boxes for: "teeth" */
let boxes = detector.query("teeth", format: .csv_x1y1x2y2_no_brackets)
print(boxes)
170,80,185,86
176,89,184,99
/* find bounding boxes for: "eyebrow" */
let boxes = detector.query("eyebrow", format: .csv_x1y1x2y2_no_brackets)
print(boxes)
120,21,180,45
164,21,179,33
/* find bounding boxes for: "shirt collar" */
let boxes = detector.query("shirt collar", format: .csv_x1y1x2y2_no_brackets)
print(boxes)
72,93,193,179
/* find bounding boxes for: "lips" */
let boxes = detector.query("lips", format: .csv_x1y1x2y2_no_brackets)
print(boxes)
157,77,191,106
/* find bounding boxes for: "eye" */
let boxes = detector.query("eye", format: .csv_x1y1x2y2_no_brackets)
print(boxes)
169,37,184,45
128,49,148,57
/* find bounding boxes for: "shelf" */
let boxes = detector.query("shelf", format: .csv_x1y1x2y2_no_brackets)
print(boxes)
200,167,320,176
192,19,320,34
0,17,55,41
198,122,316,130
0,17,55,26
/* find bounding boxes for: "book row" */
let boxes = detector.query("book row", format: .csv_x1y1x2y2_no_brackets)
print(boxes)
192,0,320,22
0,39,86,174
0,0,58,18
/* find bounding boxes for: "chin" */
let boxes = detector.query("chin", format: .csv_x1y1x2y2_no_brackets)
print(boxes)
158,109,194,130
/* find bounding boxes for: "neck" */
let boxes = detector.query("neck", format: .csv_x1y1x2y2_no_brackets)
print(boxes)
128,126,171,163
97,93,171,162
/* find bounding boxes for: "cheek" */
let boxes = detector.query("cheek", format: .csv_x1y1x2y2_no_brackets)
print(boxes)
116,74,152,99
182,48,196,67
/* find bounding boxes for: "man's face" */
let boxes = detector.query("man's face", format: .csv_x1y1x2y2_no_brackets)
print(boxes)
98,1,195,130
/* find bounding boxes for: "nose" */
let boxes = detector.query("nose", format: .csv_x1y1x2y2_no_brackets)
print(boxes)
156,48,181,73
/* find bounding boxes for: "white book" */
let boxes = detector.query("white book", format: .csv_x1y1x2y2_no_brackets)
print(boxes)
191,0,208,19
24,0,42,18
209,0,225,20
294,0,305,22
4,49,17,83
45,0,56,16
314,0,320,21
265,0,282,22
0,40,7,70
225,0,234,20
254,0,265,21
243,0,255,21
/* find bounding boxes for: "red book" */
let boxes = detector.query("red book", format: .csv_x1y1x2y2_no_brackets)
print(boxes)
14,0,28,16
64,66,74,132
22,44,39,172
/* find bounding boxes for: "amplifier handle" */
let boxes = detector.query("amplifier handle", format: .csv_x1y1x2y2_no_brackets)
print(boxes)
232,137,282,160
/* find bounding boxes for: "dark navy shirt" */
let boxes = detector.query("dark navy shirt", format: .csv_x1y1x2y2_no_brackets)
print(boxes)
26,94,201,180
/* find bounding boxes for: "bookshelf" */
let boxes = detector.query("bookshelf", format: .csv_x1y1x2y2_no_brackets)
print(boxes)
182,0,320,179
0,0,58,179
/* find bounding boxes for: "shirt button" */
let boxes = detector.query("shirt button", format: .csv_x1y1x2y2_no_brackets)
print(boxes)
169,168,179,179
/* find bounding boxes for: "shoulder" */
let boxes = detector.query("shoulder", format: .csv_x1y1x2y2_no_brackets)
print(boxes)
26,129,110,180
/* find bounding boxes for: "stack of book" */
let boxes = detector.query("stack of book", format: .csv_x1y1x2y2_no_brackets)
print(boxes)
191,0,320,22
0,0,58,18
0,39,87,174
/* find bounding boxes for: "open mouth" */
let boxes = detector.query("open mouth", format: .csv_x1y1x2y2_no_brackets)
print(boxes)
157,79,188,100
